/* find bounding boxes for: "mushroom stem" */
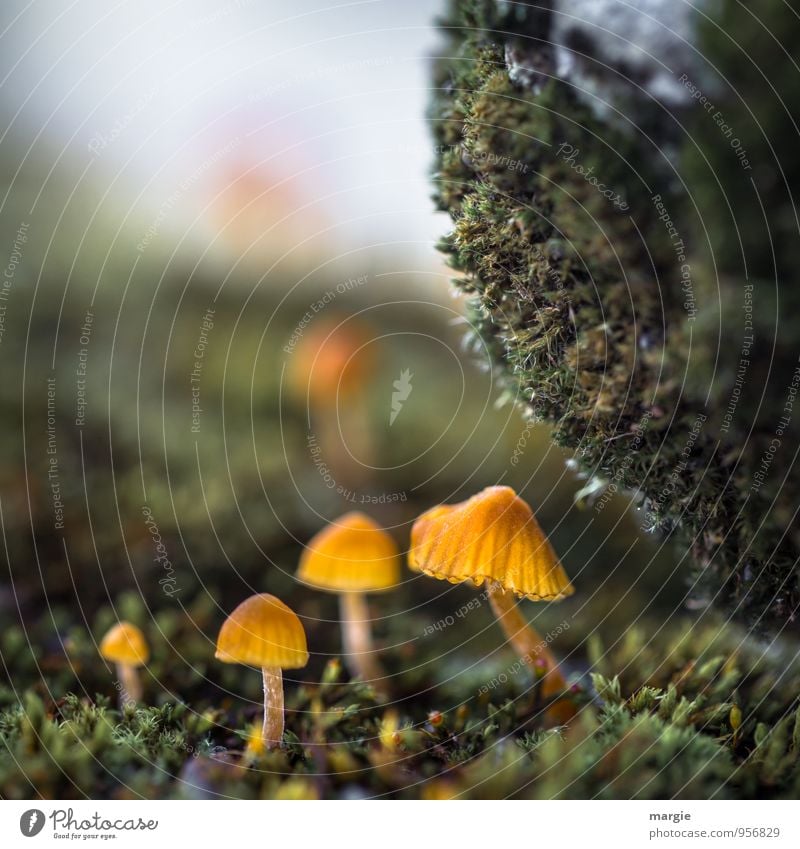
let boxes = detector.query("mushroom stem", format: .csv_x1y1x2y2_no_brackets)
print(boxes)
487,582,571,708
339,592,383,684
262,666,285,749
116,663,141,707
318,409,371,490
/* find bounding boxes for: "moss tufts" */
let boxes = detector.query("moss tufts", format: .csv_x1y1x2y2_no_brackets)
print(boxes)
430,0,800,632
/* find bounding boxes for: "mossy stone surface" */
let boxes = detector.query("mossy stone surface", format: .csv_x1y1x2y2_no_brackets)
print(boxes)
430,0,800,632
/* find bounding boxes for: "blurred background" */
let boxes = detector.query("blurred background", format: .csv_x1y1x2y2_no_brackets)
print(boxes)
0,0,682,717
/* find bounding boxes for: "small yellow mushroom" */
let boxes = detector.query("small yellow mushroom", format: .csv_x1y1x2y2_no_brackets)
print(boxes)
99,622,149,708
410,486,575,719
298,512,399,685
215,594,308,750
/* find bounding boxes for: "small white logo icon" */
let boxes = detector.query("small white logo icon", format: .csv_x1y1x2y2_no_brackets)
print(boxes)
20,809,45,837
389,369,413,426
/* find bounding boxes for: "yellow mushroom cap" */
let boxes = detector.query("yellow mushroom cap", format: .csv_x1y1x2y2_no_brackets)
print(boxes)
215,594,308,669
99,621,149,666
409,485,574,601
298,512,400,593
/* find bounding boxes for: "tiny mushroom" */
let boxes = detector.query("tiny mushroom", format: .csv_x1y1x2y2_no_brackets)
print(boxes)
298,512,400,685
409,485,575,717
288,317,374,408
215,594,308,750
99,621,149,707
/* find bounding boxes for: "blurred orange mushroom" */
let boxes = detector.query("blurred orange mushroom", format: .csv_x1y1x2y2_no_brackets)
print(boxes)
99,621,149,707
287,317,378,489
215,594,308,750
288,317,374,408
298,512,399,685
409,486,575,718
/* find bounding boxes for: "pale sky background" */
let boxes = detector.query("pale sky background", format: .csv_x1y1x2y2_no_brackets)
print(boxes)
0,0,449,270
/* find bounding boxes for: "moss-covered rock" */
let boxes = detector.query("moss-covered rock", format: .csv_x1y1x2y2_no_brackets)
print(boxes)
430,0,800,632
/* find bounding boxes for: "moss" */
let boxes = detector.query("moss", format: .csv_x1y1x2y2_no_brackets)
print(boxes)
430,0,800,632
3,612,798,799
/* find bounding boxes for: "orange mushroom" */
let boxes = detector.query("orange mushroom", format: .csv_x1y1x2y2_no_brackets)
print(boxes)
215,594,308,750
409,486,575,718
298,512,399,685
99,621,149,707
288,317,373,408
288,317,378,488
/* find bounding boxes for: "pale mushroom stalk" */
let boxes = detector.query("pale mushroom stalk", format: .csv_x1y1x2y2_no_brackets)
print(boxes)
339,592,383,682
116,662,142,706
298,512,399,689
487,582,565,698
262,666,285,749
318,405,373,491
100,621,149,710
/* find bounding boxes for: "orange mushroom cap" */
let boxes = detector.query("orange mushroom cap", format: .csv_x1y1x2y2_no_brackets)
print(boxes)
409,485,574,601
215,594,308,669
298,512,400,593
99,621,149,666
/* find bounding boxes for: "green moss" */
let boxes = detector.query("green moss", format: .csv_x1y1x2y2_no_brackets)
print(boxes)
430,0,800,631
0,596,800,799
